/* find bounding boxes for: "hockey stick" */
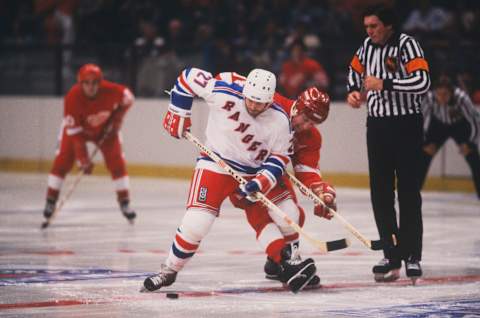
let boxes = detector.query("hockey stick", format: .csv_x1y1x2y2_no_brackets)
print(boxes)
286,172,383,250
41,107,121,229
183,131,349,253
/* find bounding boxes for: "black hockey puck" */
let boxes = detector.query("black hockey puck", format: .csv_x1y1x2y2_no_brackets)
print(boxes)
166,292,179,299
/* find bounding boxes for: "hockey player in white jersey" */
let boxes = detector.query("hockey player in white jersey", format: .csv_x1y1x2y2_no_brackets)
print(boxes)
143,68,317,293
217,72,333,287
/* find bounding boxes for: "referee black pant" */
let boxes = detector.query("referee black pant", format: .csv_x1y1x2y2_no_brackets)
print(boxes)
367,114,424,262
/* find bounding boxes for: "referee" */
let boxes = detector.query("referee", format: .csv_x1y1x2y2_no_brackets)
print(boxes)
346,5,430,283
419,76,480,199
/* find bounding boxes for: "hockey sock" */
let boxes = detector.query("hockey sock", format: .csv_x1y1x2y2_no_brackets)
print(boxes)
269,199,300,238
165,209,216,272
46,188,59,202
46,174,64,201
116,190,129,203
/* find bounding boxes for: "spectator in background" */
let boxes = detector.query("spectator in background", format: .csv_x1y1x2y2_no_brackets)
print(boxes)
134,18,166,58
34,0,78,45
419,76,480,199
402,0,452,41
279,40,329,99
166,18,190,55
472,83,480,106
135,18,184,97
34,0,79,81
463,5,480,43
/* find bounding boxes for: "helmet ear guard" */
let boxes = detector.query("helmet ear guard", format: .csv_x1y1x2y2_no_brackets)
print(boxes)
77,64,103,83
243,69,276,103
295,86,330,124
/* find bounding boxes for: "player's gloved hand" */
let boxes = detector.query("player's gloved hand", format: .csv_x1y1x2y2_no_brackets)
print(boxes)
310,181,336,219
78,158,94,175
237,180,261,203
102,123,115,140
103,121,121,140
163,107,192,139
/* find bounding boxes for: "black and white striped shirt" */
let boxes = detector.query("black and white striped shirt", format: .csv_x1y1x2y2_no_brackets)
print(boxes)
422,88,480,143
347,32,431,118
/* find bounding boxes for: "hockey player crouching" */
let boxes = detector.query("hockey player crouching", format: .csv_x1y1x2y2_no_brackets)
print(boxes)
42,64,137,223
218,73,335,288
143,68,317,293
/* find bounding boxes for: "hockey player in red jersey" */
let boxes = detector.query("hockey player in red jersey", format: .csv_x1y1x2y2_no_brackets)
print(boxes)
42,63,137,223
230,84,335,287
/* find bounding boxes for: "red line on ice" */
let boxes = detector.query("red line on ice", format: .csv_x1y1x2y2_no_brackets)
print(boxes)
2,274,479,309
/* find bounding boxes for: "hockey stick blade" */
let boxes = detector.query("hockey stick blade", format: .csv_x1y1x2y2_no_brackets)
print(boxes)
286,172,383,251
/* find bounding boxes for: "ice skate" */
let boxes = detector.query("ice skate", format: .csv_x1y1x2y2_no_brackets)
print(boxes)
142,264,177,292
405,257,422,285
43,198,56,219
264,243,320,287
119,200,136,224
280,257,316,293
372,258,401,282
266,257,320,286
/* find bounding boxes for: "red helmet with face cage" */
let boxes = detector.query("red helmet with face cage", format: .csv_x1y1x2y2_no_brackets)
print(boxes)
295,86,330,124
77,64,103,82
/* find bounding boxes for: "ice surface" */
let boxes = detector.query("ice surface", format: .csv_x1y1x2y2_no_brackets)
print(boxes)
0,172,479,317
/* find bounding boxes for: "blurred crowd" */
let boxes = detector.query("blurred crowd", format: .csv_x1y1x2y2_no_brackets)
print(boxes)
1,0,479,101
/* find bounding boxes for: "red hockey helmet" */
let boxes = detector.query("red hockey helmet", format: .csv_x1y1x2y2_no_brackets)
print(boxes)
295,86,330,124
77,63,103,82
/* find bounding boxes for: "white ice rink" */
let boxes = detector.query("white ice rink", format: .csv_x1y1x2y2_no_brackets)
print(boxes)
0,172,479,317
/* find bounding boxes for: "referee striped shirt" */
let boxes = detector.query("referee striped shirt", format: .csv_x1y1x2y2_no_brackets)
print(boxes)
347,32,431,118
422,88,480,143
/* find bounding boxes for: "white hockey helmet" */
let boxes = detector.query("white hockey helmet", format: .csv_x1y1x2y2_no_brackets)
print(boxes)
243,69,276,103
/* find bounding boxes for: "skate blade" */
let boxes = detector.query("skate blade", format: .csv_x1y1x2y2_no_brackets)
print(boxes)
374,269,400,282
41,220,50,229
139,286,150,293
294,272,317,293
287,263,317,294
302,275,321,291
265,274,281,281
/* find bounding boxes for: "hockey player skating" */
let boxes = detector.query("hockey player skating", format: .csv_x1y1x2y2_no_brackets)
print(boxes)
42,64,136,224
217,73,336,287
143,68,317,293
234,87,335,287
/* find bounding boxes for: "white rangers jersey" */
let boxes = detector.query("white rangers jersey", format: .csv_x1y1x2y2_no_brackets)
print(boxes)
169,67,293,183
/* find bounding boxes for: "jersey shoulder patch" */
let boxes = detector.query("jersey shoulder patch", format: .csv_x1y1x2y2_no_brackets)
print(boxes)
213,81,244,99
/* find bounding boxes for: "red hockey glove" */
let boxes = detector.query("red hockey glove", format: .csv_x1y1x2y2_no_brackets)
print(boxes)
310,181,336,219
163,108,192,139
102,107,127,141
78,158,94,175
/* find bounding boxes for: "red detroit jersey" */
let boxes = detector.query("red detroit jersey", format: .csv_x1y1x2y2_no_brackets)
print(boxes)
64,80,131,139
273,92,323,187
